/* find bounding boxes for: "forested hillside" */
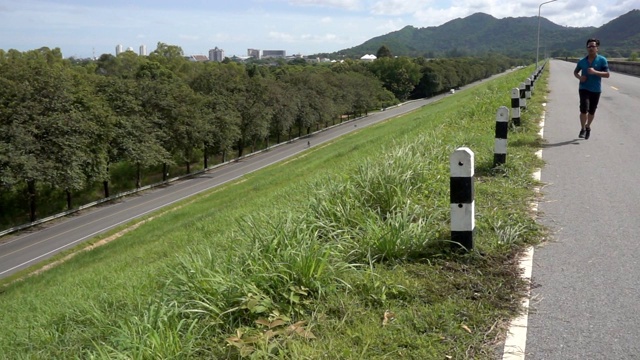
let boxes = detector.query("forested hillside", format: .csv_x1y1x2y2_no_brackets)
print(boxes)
336,10,640,60
0,46,520,229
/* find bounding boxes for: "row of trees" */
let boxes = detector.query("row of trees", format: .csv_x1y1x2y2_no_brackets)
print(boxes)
0,44,520,225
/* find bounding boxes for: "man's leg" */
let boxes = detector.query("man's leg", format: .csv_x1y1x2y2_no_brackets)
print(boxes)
580,113,588,129
586,113,595,128
578,113,587,138
584,114,594,139
578,90,588,138
584,92,600,139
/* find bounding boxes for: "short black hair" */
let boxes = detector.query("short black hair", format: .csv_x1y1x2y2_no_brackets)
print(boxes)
586,38,600,47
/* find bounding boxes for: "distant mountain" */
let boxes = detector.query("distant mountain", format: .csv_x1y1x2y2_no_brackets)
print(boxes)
589,9,640,51
335,9,640,59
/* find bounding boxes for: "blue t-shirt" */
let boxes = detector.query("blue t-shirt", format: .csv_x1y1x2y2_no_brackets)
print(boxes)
575,55,609,93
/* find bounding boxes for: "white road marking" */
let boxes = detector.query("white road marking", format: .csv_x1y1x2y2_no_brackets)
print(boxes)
502,105,545,360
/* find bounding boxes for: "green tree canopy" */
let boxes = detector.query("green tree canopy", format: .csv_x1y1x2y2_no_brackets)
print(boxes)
376,45,393,58
367,57,422,101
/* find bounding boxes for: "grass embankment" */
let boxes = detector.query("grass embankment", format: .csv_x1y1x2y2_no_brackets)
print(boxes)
0,67,547,359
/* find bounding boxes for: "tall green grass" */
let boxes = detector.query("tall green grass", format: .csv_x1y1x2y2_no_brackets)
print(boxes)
0,66,547,359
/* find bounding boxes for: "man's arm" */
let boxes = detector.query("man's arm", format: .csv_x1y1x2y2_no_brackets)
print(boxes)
573,64,580,79
574,64,586,81
587,67,610,78
574,68,582,80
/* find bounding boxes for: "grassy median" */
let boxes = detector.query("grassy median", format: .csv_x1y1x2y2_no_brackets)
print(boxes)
0,66,547,359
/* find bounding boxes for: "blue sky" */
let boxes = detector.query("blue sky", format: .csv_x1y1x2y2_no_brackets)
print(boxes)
1,0,638,59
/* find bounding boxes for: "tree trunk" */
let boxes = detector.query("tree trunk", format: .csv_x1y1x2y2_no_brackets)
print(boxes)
27,179,37,222
237,140,245,158
66,190,72,210
103,163,110,198
186,161,191,174
204,144,209,169
163,163,168,181
136,164,142,188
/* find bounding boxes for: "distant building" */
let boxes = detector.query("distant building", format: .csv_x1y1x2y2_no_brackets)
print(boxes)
230,55,252,62
246,49,287,60
209,47,225,62
247,48,261,59
139,45,147,56
116,44,123,56
305,56,332,63
262,50,286,59
360,54,377,61
185,54,209,62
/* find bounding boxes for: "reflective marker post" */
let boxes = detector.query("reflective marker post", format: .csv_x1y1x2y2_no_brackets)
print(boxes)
519,82,527,109
511,88,521,126
450,147,475,251
494,106,510,167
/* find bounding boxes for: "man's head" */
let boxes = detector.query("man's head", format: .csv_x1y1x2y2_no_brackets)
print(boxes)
586,38,600,52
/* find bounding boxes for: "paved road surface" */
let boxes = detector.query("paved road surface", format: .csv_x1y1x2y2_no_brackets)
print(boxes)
1,89,464,279
526,59,640,359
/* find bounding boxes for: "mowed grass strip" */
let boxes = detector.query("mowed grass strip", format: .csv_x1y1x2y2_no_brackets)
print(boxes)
0,66,548,359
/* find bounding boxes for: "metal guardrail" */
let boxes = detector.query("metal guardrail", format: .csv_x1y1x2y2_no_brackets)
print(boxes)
558,58,640,77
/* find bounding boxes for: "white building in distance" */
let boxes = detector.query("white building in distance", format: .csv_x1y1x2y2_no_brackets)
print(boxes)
360,54,377,61
209,47,224,62
116,44,146,56
262,50,286,59
247,48,261,59
246,49,286,60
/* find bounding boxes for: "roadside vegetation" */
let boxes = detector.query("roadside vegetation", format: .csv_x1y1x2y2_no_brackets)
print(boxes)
0,65,547,359
0,46,520,229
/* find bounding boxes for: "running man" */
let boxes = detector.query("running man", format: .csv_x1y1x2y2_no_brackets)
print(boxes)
573,38,610,140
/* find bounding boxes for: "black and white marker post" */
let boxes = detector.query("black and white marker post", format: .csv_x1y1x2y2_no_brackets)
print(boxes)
530,73,536,94
519,82,527,109
511,88,521,126
450,147,475,251
493,106,509,167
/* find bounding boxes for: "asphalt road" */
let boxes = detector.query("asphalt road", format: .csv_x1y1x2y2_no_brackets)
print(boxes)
526,59,640,359
0,90,460,279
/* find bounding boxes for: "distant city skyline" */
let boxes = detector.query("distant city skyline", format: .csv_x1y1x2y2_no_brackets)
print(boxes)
112,44,293,61
1,1,637,59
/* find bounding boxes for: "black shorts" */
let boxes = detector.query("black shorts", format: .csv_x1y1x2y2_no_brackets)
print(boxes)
579,89,601,115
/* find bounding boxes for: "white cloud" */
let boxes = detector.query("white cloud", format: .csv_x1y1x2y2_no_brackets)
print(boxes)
179,35,201,41
287,0,363,10
370,0,428,16
268,31,296,42
375,19,407,34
